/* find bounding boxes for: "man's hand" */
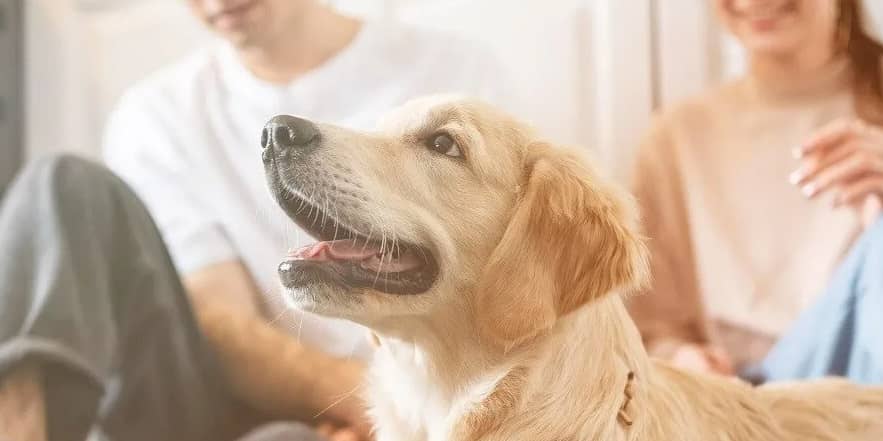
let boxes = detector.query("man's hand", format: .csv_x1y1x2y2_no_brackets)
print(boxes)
316,422,369,441
184,261,371,436
791,118,883,229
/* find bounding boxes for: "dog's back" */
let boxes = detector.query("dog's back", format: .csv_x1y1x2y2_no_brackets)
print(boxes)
756,379,883,441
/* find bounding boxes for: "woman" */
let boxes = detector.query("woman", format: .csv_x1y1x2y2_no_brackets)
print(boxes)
630,0,883,384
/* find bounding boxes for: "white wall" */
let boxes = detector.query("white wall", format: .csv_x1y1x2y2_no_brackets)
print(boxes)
337,0,654,174
25,0,660,178
24,0,209,159
32,1,883,173
396,0,601,149
25,0,94,159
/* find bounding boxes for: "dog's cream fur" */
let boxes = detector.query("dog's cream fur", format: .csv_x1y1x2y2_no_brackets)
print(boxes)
271,96,883,441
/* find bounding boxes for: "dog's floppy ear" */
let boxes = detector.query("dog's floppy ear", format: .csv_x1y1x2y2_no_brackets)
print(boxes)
475,143,649,351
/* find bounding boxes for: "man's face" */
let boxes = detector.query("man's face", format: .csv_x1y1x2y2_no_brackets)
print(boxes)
187,0,309,47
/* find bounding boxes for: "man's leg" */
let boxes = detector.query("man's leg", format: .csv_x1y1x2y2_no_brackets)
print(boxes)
0,155,244,441
745,219,883,384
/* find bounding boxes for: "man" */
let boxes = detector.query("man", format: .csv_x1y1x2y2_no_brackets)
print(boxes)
0,0,508,440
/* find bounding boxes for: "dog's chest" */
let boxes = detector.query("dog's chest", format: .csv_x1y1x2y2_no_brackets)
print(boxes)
367,349,502,441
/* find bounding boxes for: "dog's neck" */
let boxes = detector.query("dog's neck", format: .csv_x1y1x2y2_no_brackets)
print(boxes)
368,294,656,440
367,299,514,440
370,298,504,394
523,294,653,438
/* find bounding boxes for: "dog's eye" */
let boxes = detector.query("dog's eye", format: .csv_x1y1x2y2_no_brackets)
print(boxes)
426,133,462,158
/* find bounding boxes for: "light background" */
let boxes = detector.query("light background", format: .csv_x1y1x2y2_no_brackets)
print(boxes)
24,1,881,179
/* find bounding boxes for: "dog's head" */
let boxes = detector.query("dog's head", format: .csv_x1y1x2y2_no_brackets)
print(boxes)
263,96,648,349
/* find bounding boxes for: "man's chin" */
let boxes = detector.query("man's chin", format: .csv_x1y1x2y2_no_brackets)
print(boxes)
215,26,266,51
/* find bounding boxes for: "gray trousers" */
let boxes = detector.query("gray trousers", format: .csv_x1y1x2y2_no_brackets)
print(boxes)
0,156,321,441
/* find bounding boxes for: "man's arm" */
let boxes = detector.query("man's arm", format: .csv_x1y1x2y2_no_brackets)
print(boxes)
184,261,369,431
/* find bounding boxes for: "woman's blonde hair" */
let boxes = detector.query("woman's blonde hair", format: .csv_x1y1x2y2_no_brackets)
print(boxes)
841,0,883,123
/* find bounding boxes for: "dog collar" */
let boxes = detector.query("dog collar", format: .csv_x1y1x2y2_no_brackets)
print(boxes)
617,371,636,427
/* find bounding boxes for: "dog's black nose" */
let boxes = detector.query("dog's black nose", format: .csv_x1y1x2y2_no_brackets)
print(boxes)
261,115,319,151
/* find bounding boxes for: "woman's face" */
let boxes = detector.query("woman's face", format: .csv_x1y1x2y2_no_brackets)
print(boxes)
714,0,840,56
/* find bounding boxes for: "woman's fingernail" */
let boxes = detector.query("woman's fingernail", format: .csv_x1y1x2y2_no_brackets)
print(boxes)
788,170,803,185
792,147,803,159
802,183,816,197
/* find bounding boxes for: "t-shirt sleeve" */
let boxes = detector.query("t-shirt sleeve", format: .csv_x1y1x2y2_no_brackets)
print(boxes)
102,89,238,275
627,115,711,357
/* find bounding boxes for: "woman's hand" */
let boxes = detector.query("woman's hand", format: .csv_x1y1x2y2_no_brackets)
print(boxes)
669,343,735,376
791,118,883,229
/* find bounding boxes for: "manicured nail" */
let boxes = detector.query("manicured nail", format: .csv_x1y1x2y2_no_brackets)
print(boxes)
788,170,803,185
802,183,817,197
792,147,804,159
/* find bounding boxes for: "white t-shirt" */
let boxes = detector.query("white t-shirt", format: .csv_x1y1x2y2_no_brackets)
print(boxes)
103,20,509,361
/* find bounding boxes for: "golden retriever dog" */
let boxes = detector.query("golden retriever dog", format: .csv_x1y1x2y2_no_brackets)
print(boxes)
261,95,883,441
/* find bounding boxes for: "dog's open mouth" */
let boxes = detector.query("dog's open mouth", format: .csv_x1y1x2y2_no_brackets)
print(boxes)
276,189,439,295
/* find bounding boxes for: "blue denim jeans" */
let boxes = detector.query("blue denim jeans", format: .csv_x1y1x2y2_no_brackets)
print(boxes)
744,218,883,384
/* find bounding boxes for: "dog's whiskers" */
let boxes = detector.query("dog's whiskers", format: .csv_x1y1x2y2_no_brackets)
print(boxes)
309,190,321,226
266,307,289,326
320,186,334,232
382,234,401,291
373,232,388,286
312,383,365,420
331,194,341,242
318,188,328,231
361,227,375,255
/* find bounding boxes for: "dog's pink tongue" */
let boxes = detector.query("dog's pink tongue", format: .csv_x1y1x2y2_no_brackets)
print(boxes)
287,240,424,273
289,240,378,261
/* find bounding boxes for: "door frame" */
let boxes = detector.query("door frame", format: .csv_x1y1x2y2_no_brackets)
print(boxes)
652,0,746,107
589,0,654,179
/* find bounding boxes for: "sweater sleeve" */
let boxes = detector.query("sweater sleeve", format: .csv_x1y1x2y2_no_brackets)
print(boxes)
628,116,711,357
